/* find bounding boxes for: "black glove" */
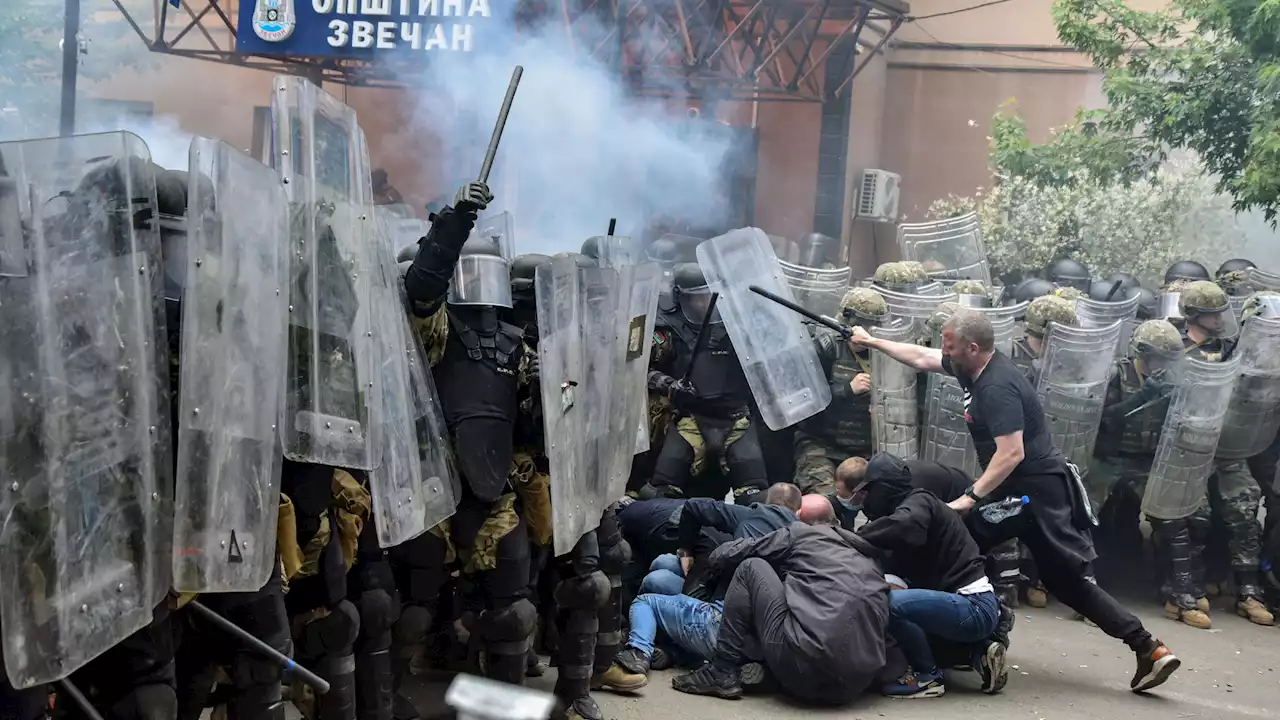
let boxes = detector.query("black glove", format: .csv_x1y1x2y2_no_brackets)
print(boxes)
1139,368,1173,402
453,181,493,216
666,378,699,411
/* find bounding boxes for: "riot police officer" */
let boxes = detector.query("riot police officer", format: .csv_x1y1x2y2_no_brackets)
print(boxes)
1046,258,1091,292
792,287,888,495
1010,295,1078,384
647,263,769,503
1164,260,1211,286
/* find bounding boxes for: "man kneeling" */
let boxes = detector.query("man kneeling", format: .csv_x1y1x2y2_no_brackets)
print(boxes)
671,502,887,703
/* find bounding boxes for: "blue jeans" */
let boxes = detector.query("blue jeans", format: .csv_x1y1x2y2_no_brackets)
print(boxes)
888,589,1000,674
640,553,685,596
626,593,722,664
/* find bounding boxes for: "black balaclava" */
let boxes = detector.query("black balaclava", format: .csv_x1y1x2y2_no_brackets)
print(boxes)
863,453,915,520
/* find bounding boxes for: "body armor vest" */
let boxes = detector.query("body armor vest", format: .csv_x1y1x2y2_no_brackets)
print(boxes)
659,307,750,417
434,305,524,427
802,345,873,455
1116,358,1167,456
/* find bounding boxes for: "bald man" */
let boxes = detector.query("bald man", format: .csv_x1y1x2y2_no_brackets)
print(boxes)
799,494,837,526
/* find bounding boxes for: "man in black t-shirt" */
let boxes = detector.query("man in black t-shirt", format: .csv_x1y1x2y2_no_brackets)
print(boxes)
848,310,1180,694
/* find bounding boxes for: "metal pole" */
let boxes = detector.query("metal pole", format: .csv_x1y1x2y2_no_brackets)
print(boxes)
478,66,523,184
59,0,81,136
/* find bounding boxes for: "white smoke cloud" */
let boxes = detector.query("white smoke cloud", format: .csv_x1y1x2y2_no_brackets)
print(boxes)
394,13,734,256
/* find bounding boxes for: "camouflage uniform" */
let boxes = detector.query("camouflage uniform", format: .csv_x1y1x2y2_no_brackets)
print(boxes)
1010,295,1077,385
792,288,886,494
1092,320,1214,628
1179,283,1273,624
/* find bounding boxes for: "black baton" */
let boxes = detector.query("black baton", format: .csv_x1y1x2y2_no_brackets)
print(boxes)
189,600,331,694
682,292,720,383
749,284,852,339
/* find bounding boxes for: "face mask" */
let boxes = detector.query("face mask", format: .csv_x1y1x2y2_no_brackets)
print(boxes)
836,495,861,512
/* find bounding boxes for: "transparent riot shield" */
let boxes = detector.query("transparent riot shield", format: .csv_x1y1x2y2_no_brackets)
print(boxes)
972,307,1021,353
271,75,378,471
1034,321,1125,477
922,371,977,476
1248,267,1280,292
1076,294,1141,359
0,132,173,688
376,205,429,255
878,286,957,341
695,228,831,431
1142,355,1242,520
615,263,662,455
0,150,24,277
537,256,628,555
591,235,642,268
173,138,290,593
778,259,851,320
871,323,919,459
1215,316,1280,460
897,212,991,285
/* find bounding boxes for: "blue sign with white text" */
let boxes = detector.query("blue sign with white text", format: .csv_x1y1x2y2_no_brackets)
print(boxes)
236,0,501,59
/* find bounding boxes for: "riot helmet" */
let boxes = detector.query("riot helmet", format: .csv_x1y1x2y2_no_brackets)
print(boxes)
673,262,719,324
1025,295,1077,340
510,253,551,305
1218,258,1256,276
1130,286,1158,320
448,233,513,308
952,280,990,308
1046,257,1090,291
1107,272,1141,292
1129,319,1184,373
1012,277,1055,304
1178,279,1232,337
873,261,926,292
1163,260,1210,286
798,232,837,268
1242,291,1280,322
156,167,191,302
580,236,601,260
646,237,678,265
839,287,889,327
1088,279,1125,302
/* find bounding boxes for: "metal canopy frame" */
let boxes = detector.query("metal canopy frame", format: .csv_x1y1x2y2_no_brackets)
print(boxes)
113,0,907,101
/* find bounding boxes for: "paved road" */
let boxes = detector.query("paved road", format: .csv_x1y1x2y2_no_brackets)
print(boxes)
396,594,1278,719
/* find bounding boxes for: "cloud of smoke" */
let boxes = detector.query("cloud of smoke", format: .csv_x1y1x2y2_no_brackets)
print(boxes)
393,12,734,256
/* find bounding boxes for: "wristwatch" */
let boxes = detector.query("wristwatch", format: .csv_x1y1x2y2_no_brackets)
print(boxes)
963,485,984,503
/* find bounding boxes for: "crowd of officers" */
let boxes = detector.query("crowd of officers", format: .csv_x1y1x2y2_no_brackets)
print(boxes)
4,122,1279,720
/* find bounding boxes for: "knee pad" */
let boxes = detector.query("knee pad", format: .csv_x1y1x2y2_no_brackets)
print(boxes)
298,600,360,660
479,598,538,644
554,570,611,610
107,683,177,720
599,539,631,576
355,588,399,642
391,604,433,651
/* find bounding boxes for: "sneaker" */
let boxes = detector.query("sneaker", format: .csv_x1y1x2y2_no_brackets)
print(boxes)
650,647,674,671
671,663,743,699
1131,640,1180,693
1164,601,1212,630
979,641,1008,695
615,647,651,677
1024,585,1049,609
1237,596,1275,626
564,696,603,720
883,668,945,698
591,664,648,694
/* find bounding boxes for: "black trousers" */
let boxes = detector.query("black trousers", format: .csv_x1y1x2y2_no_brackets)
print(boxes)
0,639,45,720
968,469,1148,650
652,416,768,499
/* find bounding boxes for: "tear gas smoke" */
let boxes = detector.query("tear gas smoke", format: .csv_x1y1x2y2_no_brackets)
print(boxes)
397,12,734,256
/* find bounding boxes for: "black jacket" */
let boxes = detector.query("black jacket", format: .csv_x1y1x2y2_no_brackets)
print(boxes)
677,499,797,551
858,490,986,593
708,523,888,702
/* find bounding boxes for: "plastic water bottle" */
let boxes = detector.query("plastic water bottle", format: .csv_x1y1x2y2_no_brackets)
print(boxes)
979,495,1030,524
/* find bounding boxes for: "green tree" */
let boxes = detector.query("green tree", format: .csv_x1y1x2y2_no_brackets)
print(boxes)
989,104,1160,188
1054,0,1280,220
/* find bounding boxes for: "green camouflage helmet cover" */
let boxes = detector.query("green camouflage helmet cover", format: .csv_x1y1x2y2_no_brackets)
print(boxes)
1178,279,1229,316
925,300,961,335
1025,295,1077,338
952,279,988,296
1129,319,1184,359
873,261,920,288
840,287,889,325
901,260,930,281
1216,269,1254,296
1051,286,1085,301
1242,291,1280,322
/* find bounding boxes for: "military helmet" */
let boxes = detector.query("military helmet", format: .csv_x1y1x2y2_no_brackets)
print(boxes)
461,234,503,257
1025,295,1077,339
1218,258,1256,277
1046,257,1090,290
901,261,930,280
1178,280,1229,317
1164,260,1210,285
952,279,987,295
673,262,708,291
1216,268,1254,296
1051,285,1085,301
1012,277,1055,303
646,237,679,264
1107,272,1141,292
1130,286,1158,320
925,301,961,336
1088,279,1123,302
839,287,888,326
1242,291,1280,322
580,236,601,260
1129,319,1184,359
510,253,552,282
873,261,924,290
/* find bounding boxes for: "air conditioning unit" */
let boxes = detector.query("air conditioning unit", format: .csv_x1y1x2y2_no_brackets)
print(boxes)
855,169,900,222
